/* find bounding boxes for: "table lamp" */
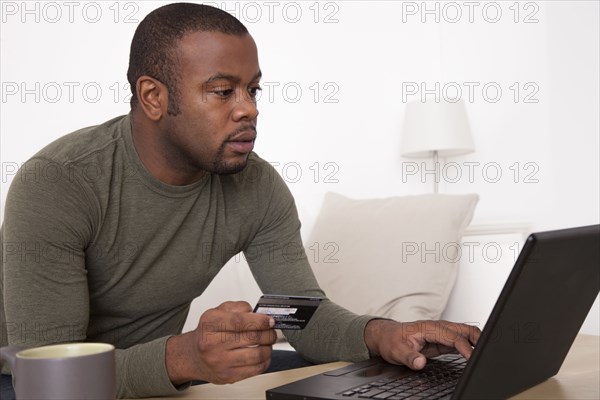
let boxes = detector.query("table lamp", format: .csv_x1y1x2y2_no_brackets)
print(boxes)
401,99,475,193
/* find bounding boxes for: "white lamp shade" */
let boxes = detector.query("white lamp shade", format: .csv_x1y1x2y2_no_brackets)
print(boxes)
401,99,475,158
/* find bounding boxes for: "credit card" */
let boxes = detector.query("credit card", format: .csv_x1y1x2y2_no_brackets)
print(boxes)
253,294,322,330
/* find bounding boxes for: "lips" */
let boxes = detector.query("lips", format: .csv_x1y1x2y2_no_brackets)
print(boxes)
227,140,255,154
227,129,256,154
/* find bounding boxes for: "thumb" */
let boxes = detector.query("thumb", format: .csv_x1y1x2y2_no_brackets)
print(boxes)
407,352,427,370
393,339,427,370
218,301,252,313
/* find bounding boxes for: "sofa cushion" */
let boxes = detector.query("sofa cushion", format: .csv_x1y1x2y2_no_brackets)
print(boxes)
307,193,479,322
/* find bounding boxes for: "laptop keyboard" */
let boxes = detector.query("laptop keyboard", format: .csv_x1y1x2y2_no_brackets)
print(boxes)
339,354,466,400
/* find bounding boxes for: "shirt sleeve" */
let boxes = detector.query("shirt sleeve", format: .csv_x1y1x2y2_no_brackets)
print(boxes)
1,158,182,398
243,163,376,363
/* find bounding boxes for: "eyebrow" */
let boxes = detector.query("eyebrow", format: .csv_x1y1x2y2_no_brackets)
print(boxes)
205,70,262,84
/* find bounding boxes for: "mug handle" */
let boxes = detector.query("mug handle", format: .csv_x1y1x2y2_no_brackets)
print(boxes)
0,346,23,371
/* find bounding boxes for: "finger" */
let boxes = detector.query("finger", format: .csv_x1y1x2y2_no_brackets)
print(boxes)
446,322,479,358
228,344,273,369
228,328,278,347
453,337,475,360
209,345,272,383
388,335,428,370
202,328,277,349
242,327,278,346
202,308,274,332
451,322,481,346
405,350,427,370
421,343,455,358
217,301,253,313
468,324,482,346
221,357,272,384
422,322,476,359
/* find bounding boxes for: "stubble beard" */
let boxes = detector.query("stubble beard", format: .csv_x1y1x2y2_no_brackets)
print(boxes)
208,142,251,175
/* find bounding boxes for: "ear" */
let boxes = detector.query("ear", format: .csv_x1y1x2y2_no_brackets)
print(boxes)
136,76,169,121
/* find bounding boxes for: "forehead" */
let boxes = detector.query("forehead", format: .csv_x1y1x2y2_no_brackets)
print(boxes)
176,31,260,80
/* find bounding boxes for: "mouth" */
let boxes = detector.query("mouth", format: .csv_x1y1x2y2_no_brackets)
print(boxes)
227,128,256,154
227,140,255,154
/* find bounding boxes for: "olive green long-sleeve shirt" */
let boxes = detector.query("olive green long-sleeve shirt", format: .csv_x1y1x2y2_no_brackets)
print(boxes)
0,114,373,398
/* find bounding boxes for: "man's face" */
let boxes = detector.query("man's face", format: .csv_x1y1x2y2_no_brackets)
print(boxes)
159,31,261,176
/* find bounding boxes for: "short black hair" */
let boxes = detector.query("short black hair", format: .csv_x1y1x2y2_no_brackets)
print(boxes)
127,3,248,115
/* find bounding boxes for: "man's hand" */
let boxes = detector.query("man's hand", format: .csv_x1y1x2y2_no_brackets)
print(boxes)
166,301,277,385
364,319,481,370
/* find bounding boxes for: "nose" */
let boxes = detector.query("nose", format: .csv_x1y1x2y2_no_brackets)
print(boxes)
232,91,259,121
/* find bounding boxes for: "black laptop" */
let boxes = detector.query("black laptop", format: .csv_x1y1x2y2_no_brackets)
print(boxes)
267,225,600,400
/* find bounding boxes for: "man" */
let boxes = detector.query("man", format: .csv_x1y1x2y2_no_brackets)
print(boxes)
1,3,480,398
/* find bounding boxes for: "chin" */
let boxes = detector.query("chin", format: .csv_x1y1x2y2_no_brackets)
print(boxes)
210,159,249,175
217,165,247,175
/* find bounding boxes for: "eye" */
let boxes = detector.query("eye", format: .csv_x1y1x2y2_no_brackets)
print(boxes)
248,85,262,98
213,88,234,97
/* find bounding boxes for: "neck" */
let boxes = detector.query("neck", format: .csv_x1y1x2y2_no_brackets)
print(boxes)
130,111,206,186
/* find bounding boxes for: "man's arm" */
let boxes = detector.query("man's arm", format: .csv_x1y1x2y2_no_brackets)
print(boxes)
2,159,92,351
241,164,375,362
2,158,212,398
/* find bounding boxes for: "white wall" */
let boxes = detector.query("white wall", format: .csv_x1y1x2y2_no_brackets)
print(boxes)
1,1,598,333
